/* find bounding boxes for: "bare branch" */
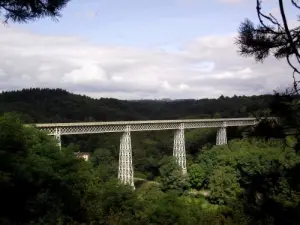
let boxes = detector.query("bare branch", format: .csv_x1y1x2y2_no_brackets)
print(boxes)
269,13,283,30
286,55,300,74
256,0,283,34
291,0,300,9
279,0,300,61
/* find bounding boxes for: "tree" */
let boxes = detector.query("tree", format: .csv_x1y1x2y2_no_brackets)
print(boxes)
193,138,300,223
90,148,115,167
236,0,300,151
208,166,242,205
0,113,96,224
0,0,70,23
188,164,206,190
236,0,300,88
159,157,189,193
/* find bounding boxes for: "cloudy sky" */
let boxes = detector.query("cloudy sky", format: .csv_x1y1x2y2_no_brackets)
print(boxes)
0,0,298,99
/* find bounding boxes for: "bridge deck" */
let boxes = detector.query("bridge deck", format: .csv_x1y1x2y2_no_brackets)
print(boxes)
31,118,261,135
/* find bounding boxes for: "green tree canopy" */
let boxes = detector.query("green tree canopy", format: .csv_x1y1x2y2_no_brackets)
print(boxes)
0,113,94,224
159,156,189,194
188,164,206,190
191,139,300,224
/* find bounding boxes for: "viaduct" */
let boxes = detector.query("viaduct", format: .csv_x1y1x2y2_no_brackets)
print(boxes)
33,118,264,188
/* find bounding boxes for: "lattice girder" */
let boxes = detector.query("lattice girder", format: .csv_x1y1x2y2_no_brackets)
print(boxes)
54,128,62,150
216,122,227,145
118,126,134,189
173,123,187,174
33,117,263,135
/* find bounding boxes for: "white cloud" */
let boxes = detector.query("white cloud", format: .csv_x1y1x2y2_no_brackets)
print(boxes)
161,81,172,90
62,63,108,84
178,84,190,90
0,24,295,99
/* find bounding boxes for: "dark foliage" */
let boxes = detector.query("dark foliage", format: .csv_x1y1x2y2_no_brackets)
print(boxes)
0,88,274,123
0,0,70,23
236,1,300,64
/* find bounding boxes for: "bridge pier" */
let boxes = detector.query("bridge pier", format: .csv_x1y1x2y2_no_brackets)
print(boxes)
118,125,134,189
173,123,187,175
54,128,62,150
216,123,227,145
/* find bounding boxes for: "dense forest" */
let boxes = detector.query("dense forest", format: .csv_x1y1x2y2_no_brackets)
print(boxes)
1,88,298,225
1,0,300,224
0,88,277,179
0,88,273,122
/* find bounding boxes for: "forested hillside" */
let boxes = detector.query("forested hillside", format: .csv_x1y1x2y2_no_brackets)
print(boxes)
0,88,273,123
0,113,298,225
1,88,298,225
0,88,279,181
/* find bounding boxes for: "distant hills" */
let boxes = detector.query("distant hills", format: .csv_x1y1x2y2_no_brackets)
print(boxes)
0,88,274,123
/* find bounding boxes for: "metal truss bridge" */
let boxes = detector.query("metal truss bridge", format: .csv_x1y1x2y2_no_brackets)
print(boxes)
32,117,268,188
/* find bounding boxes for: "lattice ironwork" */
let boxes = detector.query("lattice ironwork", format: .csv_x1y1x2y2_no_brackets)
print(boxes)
173,123,187,174
34,117,262,135
216,122,227,145
39,125,127,135
54,128,62,150
118,126,134,188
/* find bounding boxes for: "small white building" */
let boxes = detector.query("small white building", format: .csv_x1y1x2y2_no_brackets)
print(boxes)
76,152,91,161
